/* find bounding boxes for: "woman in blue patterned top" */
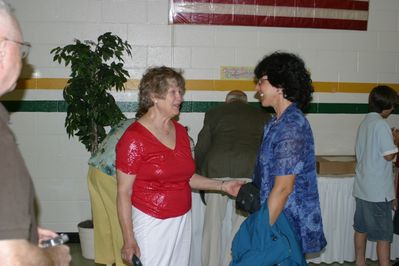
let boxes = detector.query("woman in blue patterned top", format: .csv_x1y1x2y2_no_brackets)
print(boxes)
252,51,327,253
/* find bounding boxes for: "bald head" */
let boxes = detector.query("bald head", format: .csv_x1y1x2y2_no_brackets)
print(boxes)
225,90,248,104
0,0,23,97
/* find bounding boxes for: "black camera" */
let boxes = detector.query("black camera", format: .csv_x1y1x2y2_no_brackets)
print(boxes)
132,254,143,266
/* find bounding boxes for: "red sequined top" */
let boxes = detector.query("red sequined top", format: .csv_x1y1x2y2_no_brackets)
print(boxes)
116,120,195,219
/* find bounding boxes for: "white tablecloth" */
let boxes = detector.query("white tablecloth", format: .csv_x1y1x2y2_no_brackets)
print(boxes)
190,176,399,265
308,176,399,263
189,190,238,266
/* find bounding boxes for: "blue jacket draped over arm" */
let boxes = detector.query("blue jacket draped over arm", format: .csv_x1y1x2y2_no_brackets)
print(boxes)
230,203,307,266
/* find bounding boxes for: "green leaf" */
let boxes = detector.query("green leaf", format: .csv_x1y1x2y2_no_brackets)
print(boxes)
51,32,133,155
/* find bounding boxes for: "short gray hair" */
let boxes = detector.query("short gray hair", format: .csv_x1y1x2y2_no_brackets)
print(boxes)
0,1,12,15
225,90,248,103
138,66,185,117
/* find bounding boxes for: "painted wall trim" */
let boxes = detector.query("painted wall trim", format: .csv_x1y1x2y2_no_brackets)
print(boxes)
16,78,399,93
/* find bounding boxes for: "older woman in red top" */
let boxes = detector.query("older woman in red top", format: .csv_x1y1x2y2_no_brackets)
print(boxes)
116,66,243,266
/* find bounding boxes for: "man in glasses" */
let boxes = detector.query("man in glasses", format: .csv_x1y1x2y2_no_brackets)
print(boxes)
0,1,71,265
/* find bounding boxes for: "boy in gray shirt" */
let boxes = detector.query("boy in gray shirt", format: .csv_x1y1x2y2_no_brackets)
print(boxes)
354,85,399,266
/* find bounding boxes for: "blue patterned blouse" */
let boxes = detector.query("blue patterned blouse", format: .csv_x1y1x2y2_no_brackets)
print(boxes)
88,119,135,176
252,104,327,253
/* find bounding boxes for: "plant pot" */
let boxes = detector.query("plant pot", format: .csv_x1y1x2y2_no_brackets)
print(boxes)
78,220,94,260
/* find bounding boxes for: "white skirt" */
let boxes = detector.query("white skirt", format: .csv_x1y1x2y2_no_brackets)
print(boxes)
132,207,192,266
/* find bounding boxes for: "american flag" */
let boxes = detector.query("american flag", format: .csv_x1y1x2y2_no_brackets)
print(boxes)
169,0,369,31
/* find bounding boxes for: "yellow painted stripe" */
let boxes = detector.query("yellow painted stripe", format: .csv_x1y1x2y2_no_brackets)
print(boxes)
15,78,399,93
17,78,68,90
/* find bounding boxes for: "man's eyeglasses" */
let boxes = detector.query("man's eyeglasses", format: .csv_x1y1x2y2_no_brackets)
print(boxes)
1,38,31,59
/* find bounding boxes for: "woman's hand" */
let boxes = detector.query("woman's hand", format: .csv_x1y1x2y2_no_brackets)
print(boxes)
222,180,246,197
121,238,141,264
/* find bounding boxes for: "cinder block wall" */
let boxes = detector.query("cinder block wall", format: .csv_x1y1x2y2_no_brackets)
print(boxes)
3,0,399,232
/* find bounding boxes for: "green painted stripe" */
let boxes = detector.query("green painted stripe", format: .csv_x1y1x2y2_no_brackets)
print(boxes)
2,100,398,114
2,101,68,112
307,103,370,114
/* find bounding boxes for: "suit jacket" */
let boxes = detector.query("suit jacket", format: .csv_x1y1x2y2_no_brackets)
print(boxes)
195,102,270,179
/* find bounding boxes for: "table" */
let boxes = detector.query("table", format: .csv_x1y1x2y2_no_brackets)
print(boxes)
190,176,399,265
190,190,205,266
308,176,399,263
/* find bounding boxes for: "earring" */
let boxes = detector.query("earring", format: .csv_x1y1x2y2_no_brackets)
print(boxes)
154,100,158,104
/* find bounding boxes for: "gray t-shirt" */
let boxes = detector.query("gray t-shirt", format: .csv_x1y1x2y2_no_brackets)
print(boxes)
354,112,397,202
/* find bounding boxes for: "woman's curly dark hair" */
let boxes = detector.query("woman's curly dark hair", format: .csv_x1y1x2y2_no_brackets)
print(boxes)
254,51,313,110
137,66,185,118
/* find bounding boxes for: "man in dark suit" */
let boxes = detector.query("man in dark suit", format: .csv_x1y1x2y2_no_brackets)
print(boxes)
195,90,270,266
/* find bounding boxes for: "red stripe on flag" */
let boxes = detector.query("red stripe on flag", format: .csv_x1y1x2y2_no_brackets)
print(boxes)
255,0,368,10
257,16,368,30
173,13,368,30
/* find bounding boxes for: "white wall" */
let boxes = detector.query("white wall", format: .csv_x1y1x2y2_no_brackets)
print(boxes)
3,0,399,232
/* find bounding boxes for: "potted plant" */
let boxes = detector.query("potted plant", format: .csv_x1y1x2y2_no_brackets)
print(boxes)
51,32,132,259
